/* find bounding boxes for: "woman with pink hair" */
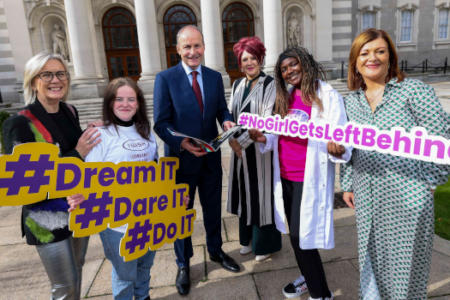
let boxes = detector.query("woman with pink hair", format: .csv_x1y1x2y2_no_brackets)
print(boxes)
227,36,281,262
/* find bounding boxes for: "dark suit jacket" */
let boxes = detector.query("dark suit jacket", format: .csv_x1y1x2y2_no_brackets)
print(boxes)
153,63,232,175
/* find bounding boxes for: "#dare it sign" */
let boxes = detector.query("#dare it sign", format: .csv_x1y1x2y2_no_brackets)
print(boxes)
0,143,195,261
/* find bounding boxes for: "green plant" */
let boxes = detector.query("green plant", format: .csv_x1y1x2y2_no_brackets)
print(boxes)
435,176,450,241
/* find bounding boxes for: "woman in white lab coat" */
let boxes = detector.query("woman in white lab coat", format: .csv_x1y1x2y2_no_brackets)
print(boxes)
249,47,351,300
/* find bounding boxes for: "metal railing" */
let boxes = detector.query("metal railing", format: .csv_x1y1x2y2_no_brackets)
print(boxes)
338,57,448,79
400,57,448,74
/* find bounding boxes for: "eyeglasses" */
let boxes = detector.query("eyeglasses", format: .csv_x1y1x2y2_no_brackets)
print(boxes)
37,71,69,82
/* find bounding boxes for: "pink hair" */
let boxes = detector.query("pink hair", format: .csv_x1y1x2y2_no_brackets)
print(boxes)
233,36,266,67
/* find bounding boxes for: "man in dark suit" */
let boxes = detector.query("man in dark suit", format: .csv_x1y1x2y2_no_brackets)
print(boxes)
153,25,240,296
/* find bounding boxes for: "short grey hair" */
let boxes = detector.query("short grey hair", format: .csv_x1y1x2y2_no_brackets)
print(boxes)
23,52,70,105
176,25,204,46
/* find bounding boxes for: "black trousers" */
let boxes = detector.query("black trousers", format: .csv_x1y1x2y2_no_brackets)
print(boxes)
174,158,223,267
281,178,331,299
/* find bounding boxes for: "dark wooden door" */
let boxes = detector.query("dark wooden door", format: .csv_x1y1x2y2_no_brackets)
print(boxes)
163,5,197,68
102,7,141,81
222,2,255,83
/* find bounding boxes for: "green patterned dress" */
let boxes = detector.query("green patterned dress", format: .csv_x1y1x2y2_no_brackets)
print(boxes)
340,78,449,299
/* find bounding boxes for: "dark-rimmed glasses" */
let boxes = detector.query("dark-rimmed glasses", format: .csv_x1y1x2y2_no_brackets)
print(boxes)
37,71,69,82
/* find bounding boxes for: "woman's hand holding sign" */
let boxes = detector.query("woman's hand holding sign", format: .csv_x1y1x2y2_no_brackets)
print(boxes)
248,129,266,144
67,193,86,212
327,141,345,158
183,194,190,207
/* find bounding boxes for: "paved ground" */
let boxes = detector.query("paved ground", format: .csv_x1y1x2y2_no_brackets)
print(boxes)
0,81,449,299
432,81,450,113
1,143,449,300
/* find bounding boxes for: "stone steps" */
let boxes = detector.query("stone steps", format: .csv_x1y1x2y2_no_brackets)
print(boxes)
0,84,349,129
327,79,350,97
73,91,233,129
0,0,18,104
69,97,154,129
0,103,24,116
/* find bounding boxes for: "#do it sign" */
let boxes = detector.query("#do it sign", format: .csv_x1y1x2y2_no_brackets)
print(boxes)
0,143,196,261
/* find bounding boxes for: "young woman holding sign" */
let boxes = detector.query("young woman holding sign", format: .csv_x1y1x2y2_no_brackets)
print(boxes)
249,47,351,300
84,77,157,300
341,28,449,300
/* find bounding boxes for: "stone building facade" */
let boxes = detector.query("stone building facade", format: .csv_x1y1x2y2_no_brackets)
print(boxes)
0,0,449,103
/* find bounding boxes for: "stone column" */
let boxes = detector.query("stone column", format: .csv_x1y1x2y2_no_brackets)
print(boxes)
2,0,33,103
200,0,230,87
134,0,162,94
315,0,333,62
64,0,105,99
2,0,32,81
263,0,283,75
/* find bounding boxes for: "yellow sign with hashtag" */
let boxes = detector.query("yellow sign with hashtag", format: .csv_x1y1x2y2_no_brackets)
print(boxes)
0,142,196,261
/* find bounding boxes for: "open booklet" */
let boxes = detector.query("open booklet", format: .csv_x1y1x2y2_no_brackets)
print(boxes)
167,125,242,152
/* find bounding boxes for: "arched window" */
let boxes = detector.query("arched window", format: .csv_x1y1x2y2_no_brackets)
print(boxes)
222,2,255,82
163,5,197,68
102,7,141,80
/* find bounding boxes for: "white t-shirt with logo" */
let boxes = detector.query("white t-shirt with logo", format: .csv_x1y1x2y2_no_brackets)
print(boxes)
85,124,158,233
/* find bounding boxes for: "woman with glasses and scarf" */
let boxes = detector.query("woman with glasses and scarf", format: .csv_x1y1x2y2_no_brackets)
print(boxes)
2,52,100,299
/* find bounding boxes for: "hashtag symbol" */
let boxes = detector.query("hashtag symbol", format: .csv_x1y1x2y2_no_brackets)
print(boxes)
125,220,152,253
0,154,54,195
75,192,113,229
238,113,249,126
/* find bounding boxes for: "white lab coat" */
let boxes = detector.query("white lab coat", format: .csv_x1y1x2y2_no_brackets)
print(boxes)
259,80,352,249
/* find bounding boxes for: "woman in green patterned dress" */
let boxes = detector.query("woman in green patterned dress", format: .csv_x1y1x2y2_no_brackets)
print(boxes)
341,28,449,299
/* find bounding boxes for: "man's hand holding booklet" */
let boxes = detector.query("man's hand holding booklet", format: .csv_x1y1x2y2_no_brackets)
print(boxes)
168,125,242,152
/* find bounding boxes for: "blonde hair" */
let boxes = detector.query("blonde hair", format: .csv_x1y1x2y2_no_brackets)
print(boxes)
23,52,70,105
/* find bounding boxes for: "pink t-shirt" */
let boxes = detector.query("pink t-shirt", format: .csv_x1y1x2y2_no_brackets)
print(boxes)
278,89,312,182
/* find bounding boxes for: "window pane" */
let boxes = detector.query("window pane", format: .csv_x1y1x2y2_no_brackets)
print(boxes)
103,7,138,50
222,3,254,43
169,52,180,66
438,9,449,39
163,5,197,48
223,3,252,21
165,24,183,47
111,27,133,49
362,12,375,30
171,11,191,23
111,14,130,25
226,50,238,71
164,5,196,23
400,10,412,42
104,29,111,50
104,8,134,26
126,56,139,76
228,9,247,20
110,57,124,78
133,27,139,47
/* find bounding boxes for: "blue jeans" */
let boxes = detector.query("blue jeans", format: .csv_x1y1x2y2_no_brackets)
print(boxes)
100,228,156,300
